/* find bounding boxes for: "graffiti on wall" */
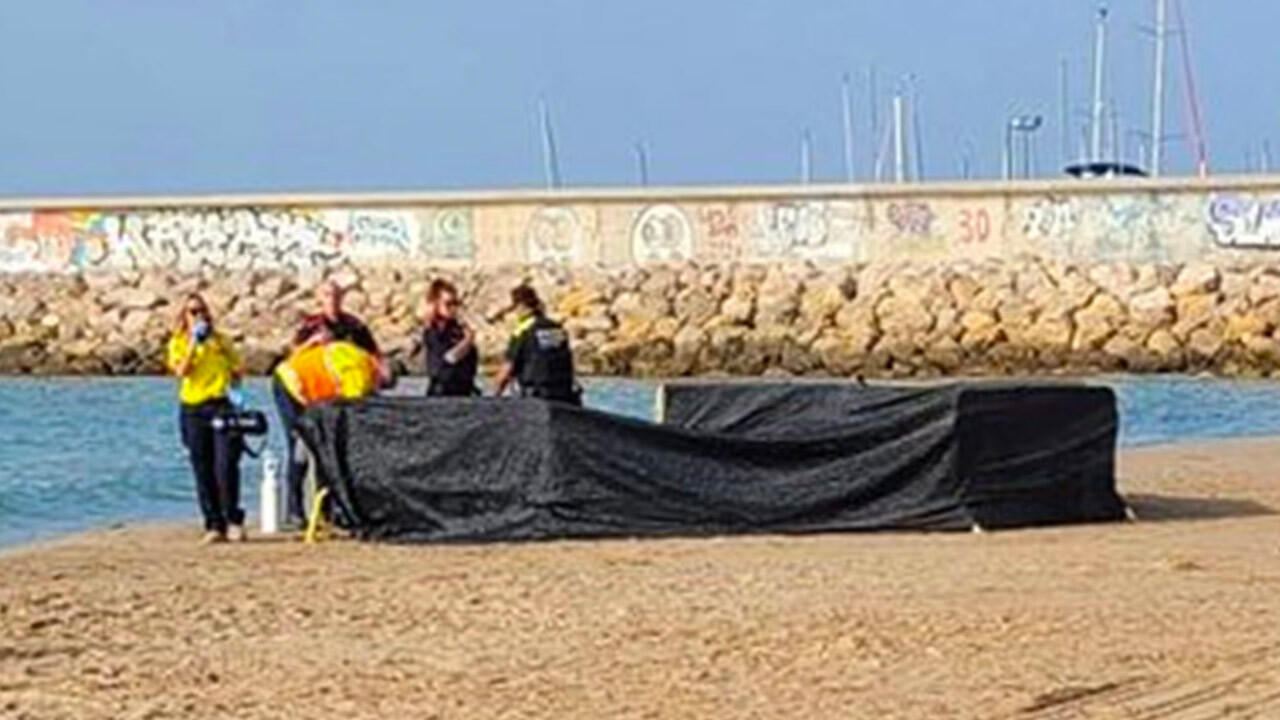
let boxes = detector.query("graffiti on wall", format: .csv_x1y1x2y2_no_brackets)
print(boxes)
0,207,451,273
886,200,936,238
419,208,475,261
694,204,742,262
1022,197,1080,242
1207,194,1280,249
1018,193,1201,261
750,200,862,260
115,208,345,272
630,205,693,263
346,210,416,256
525,207,585,264
0,212,116,272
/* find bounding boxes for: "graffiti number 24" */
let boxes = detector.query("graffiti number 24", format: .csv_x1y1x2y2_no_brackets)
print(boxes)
958,208,991,244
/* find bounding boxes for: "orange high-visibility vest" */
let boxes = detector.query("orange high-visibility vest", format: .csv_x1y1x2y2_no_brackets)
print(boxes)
275,341,379,406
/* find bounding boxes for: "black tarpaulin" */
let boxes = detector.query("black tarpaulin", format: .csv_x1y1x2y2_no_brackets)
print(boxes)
295,382,1125,544
661,381,1125,530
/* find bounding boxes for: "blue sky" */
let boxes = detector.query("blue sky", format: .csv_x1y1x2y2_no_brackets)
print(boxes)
0,0,1268,196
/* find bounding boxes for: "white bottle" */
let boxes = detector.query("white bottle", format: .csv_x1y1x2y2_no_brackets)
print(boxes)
260,453,280,535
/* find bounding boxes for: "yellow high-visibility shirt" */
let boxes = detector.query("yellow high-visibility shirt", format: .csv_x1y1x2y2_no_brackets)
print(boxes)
167,329,241,406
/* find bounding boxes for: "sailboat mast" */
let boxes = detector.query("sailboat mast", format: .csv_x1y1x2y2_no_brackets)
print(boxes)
1090,6,1109,161
1150,0,1168,175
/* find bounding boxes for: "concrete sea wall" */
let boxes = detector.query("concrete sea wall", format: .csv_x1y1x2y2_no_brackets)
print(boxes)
5,177,1280,377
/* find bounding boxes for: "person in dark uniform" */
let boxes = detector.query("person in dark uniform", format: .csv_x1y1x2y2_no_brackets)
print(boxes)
493,284,581,405
422,278,478,397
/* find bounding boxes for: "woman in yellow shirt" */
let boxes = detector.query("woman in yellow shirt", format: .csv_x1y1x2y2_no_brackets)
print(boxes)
167,293,247,544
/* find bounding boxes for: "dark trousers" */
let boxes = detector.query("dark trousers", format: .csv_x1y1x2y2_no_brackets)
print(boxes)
271,377,308,524
179,400,244,533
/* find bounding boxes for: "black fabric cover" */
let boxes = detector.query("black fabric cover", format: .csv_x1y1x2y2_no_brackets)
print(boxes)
295,381,1124,544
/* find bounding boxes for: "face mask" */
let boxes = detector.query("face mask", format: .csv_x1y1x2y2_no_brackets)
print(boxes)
192,319,211,343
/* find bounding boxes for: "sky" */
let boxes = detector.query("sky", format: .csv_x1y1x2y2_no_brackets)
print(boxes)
0,0,1270,196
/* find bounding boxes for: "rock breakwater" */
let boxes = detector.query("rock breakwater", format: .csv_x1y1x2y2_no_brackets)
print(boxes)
3,258,1280,378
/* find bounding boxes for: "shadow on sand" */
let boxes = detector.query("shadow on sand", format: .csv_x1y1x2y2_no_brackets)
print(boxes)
1125,493,1275,522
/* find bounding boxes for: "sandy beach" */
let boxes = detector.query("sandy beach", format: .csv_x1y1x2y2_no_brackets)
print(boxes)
2,438,1280,720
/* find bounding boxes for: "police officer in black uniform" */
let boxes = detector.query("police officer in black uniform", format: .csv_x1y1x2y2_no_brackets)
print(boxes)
422,278,479,397
494,284,581,405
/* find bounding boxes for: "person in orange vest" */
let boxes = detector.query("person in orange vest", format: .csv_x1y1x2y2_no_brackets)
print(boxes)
272,338,380,526
274,340,381,406
272,280,384,528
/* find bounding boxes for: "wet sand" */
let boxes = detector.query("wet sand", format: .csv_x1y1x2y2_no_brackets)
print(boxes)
3,438,1280,719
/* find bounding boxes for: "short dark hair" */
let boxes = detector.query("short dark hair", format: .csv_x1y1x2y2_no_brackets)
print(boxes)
428,278,457,302
510,284,543,313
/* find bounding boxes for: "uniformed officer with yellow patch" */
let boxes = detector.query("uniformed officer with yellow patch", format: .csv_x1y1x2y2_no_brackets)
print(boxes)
494,284,581,405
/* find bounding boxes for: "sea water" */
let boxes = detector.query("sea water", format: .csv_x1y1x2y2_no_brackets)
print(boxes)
2,376,1280,548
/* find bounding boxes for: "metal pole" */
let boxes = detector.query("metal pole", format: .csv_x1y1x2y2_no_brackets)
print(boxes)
634,141,649,186
1110,100,1121,164
1021,131,1032,179
892,93,906,183
1090,6,1108,161
800,129,813,184
537,97,561,189
841,73,855,183
1150,0,1168,175
873,117,891,183
1003,122,1014,181
868,66,880,181
1264,141,1274,174
910,77,925,181
537,97,554,189
1059,58,1071,168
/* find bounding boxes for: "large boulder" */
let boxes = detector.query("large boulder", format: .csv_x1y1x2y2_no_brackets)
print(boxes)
1145,328,1184,368
1171,262,1220,297
717,293,754,326
102,286,166,313
1173,292,1220,339
0,340,44,373
1087,264,1137,300
1186,326,1225,363
1248,271,1280,307
1127,286,1176,331
875,295,934,338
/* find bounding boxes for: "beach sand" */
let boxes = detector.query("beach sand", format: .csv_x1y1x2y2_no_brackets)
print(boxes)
3,439,1280,719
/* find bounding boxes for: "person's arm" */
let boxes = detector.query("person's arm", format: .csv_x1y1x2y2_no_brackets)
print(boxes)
292,318,323,350
444,321,475,364
493,361,515,397
350,317,380,356
222,336,246,381
423,326,447,374
494,332,524,397
168,333,197,378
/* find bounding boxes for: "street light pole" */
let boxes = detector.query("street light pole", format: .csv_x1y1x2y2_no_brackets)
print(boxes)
1003,123,1014,180
1007,115,1044,179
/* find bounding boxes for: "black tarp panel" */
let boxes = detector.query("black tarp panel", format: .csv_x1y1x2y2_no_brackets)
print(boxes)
297,393,972,543
661,381,1126,530
295,381,1124,544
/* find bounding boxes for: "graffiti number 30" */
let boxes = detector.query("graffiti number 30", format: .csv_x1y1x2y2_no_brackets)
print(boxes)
958,208,991,244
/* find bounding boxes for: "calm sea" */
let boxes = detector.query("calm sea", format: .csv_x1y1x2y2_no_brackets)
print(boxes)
2,376,1279,548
